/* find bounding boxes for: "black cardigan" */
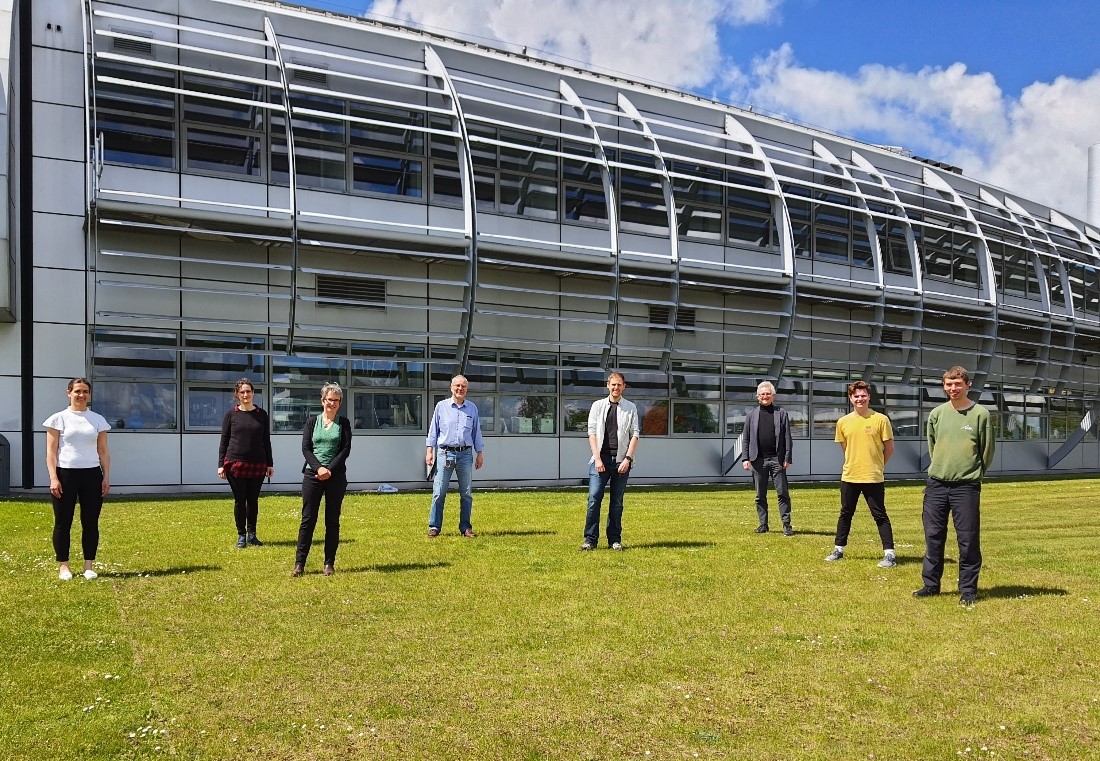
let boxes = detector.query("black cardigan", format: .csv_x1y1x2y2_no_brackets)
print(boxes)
301,414,353,475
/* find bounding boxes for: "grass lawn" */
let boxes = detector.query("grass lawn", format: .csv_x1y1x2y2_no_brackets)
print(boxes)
3,478,1099,760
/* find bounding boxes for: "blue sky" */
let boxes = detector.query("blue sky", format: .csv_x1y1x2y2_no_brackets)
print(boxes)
290,0,1100,222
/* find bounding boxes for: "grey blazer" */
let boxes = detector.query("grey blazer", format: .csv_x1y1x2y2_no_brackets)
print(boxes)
740,405,794,465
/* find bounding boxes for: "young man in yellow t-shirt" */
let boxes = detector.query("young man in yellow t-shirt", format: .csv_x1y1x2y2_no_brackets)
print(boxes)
825,380,896,567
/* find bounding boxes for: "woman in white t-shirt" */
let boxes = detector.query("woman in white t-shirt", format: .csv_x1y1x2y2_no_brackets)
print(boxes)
43,378,112,581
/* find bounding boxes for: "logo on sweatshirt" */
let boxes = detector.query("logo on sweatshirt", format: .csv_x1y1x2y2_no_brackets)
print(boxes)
961,424,974,432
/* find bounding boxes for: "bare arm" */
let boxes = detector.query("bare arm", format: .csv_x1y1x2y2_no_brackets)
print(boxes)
46,428,62,497
97,431,111,496
883,439,895,465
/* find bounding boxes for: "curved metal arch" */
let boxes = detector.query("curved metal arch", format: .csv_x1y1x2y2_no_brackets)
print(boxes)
724,113,795,381
424,45,478,372
616,93,681,371
851,151,927,385
263,17,300,353
560,80,620,369
812,141,886,380
922,167,998,391
977,188,1057,393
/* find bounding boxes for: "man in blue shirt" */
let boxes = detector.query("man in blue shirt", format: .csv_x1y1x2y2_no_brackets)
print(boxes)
425,374,485,537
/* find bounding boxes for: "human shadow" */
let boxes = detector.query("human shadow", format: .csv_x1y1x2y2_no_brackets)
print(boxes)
628,540,717,550
337,561,452,574
980,584,1068,600
111,565,222,579
481,529,556,537
261,538,358,548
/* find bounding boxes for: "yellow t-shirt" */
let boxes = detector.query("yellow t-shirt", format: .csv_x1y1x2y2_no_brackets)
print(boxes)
834,410,893,483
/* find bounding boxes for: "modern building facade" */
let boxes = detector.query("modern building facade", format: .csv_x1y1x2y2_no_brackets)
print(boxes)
4,0,1100,492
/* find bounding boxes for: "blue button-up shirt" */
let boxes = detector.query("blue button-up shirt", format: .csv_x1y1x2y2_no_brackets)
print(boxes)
426,397,485,452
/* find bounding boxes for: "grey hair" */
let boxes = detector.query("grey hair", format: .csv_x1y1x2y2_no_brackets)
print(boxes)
757,381,776,394
321,382,343,400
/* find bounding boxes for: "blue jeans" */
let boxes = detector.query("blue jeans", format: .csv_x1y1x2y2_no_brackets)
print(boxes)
750,457,792,530
585,460,629,546
430,448,474,533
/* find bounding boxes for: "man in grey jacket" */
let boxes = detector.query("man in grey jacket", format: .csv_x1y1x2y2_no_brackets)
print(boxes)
582,372,640,551
740,381,794,535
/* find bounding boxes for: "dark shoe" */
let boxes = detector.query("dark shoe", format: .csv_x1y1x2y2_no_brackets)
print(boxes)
323,564,335,576
960,594,976,607
912,587,940,598
783,526,794,536
754,526,769,534
236,535,247,549
246,533,263,547
461,529,477,538
291,564,304,577
427,528,440,537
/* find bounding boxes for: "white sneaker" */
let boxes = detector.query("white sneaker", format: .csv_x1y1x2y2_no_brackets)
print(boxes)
611,542,624,551
83,569,98,580
58,568,73,581
877,556,897,568
824,549,844,562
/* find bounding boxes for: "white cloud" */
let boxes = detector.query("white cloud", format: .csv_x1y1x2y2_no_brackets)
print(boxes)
368,0,780,89
730,45,1100,222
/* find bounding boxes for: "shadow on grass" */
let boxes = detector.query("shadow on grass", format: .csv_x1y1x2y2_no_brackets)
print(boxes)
110,565,222,578
629,540,716,550
481,529,557,537
261,538,358,548
981,584,1068,600
338,561,452,574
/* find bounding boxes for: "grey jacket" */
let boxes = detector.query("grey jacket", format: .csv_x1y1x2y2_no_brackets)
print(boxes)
740,405,794,465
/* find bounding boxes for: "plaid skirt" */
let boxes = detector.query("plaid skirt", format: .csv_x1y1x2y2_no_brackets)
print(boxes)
224,460,268,479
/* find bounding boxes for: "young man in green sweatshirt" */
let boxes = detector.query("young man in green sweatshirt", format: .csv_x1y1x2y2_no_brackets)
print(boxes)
913,366,995,607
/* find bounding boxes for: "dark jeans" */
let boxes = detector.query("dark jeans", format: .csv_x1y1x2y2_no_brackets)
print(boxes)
750,457,791,529
296,473,348,565
836,481,894,550
921,478,982,595
226,474,264,535
585,460,629,546
51,467,104,563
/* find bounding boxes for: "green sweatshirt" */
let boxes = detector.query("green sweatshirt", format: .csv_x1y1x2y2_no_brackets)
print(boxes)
926,401,995,482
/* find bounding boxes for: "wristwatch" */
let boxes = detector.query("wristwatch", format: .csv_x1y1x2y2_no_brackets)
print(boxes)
624,455,634,463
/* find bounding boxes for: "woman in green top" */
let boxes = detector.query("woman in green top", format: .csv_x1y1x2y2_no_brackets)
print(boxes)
293,383,353,577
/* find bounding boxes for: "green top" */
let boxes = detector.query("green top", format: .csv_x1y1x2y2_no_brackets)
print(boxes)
926,401,995,482
310,415,342,467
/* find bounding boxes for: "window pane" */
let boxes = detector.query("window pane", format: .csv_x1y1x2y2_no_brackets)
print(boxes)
95,382,177,430
562,398,591,433
271,387,314,432
672,401,719,434
186,129,262,176
728,210,773,247
499,395,556,434
93,332,177,379
187,386,265,429
500,364,556,393
354,392,423,430
99,112,175,168
351,357,425,388
184,336,266,383
350,105,424,153
352,153,422,196
272,354,347,386
565,185,607,223
638,399,669,436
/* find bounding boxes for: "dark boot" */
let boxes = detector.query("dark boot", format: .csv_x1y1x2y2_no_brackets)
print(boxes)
246,532,263,546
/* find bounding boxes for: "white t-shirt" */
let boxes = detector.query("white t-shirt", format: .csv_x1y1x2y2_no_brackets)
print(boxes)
42,408,112,469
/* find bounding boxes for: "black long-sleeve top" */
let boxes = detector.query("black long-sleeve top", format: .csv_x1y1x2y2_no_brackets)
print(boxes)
218,406,274,466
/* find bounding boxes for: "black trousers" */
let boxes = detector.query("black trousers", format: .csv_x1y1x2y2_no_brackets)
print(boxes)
51,467,104,563
835,481,894,550
921,478,982,595
296,473,348,565
226,475,264,535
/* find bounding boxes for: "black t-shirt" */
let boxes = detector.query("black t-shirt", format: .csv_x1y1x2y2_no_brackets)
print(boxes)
601,401,619,458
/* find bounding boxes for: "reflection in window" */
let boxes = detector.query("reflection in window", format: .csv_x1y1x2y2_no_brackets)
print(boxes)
500,396,556,434
355,393,423,430
188,387,265,429
95,381,177,430
271,387,317,433
673,402,719,434
638,399,669,436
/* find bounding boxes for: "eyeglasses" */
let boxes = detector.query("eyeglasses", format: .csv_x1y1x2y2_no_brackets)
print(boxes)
323,397,342,404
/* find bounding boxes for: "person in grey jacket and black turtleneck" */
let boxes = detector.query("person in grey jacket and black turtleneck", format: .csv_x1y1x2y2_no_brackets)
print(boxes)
740,381,794,535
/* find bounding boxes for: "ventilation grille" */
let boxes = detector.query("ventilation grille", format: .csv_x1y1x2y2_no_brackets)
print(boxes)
316,275,385,309
648,305,696,333
1015,344,1039,365
880,328,904,347
293,67,329,87
111,33,154,57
